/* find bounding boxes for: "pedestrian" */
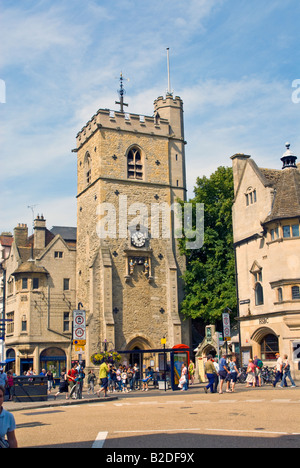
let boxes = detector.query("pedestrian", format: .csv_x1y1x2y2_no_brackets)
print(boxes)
87,370,96,394
0,385,18,448
245,359,256,387
109,367,117,393
67,363,78,399
226,356,239,392
75,366,85,399
127,366,134,391
6,371,14,401
116,365,122,392
97,360,110,398
0,367,7,388
26,367,34,376
54,368,69,400
204,355,217,393
280,355,296,388
142,367,153,391
179,362,188,392
46,370,55,394
133,363,140,390
121,367,128,393
273,353,284,388
218,353,229,394
213,358,219,393
189,360,195,385
253,356,263,387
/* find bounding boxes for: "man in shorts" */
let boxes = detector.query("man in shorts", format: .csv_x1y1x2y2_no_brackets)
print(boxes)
218,353,229,394
97,360,110,398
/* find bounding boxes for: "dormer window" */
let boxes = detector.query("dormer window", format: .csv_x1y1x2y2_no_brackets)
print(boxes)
127,147,143,180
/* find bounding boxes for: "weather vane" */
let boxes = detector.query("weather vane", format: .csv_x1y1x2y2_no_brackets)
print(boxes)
115,72,129,113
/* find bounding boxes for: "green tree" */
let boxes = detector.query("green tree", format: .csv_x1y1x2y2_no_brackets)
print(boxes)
180,166,236,323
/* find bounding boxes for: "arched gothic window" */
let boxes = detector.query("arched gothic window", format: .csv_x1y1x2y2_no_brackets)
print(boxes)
255,283,264,306
260,333,279,360
127,147,143,180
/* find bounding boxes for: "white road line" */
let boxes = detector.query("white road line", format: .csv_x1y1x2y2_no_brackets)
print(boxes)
205,428,289,436
245,399,265,403
217,400,237,403
271,399,291,403
192,400,212,404
114,428,201,434
92,431,108,449
138,401,159,405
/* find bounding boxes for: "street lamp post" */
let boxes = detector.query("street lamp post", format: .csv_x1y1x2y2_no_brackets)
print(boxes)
0,247,6,362
161,336,167,392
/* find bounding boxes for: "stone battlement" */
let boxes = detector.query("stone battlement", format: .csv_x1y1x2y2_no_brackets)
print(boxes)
76,107,171,148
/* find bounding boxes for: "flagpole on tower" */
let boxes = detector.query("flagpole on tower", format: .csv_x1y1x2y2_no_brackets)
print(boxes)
166,48,172,96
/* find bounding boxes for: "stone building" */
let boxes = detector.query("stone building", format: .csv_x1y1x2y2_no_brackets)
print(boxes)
74,91,191,366
231,144,300,378
2,217,76,375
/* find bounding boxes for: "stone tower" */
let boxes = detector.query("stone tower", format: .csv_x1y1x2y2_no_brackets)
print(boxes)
75,89,190,360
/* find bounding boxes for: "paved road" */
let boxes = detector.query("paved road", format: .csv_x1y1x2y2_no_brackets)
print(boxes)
7,385,300,448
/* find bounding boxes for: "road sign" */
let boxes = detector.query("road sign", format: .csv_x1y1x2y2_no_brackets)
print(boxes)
75,344,85,354
73,310,86,342
222,312,231,342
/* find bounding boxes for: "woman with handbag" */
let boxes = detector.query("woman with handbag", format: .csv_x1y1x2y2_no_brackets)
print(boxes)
245,359,256,388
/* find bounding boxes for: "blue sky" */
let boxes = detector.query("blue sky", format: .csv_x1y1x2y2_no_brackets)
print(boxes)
1,0,300,233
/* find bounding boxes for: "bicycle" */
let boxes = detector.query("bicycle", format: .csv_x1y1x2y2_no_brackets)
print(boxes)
237,367,247,384
261,366,275,386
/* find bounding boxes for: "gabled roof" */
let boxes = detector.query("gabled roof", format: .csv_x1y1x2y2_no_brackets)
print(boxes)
50,226,77,242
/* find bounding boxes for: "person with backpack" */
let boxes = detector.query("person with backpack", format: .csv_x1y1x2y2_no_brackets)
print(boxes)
254,356,263,387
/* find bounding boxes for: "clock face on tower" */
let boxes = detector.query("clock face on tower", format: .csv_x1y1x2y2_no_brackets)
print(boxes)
131,231,146,248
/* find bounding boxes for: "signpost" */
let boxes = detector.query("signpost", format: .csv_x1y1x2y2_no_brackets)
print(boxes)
72,310,86,362
222,312,231,342
73,309,86,344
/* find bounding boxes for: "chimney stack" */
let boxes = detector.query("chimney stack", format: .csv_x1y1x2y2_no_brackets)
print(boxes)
34,214,46,249
14,224,28,247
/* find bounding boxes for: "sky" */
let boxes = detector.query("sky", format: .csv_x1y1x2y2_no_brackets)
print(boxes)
1,0,300,234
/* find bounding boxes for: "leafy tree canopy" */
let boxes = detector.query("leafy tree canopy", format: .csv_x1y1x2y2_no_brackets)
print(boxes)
179,166,236,323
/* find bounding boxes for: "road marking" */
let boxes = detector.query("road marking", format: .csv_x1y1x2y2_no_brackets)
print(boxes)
138,401,159,405
92,432,108,448
205,428,289,436
271,399,291,403
192,400,212,404
114,428,201,434
245,399,265,403
217,400,237,403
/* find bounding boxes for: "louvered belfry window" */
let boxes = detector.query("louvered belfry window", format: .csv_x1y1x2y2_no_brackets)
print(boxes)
127,147,143,180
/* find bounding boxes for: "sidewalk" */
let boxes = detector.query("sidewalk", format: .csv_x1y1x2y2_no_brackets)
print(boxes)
4,382,203,413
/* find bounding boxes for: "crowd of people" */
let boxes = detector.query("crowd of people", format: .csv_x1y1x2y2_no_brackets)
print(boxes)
0,352,298,448
204,352,297,394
